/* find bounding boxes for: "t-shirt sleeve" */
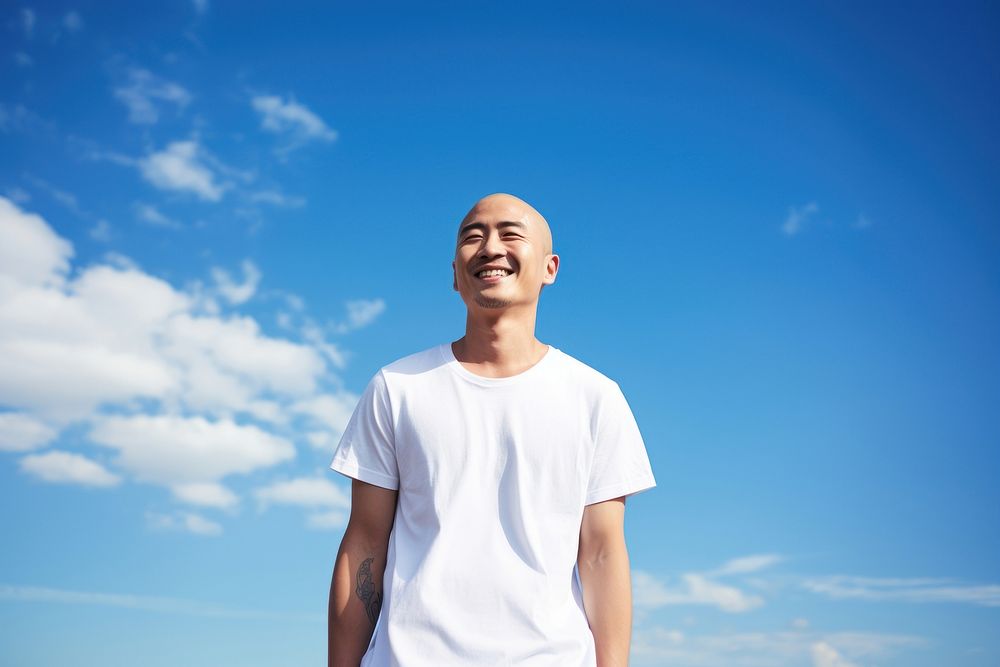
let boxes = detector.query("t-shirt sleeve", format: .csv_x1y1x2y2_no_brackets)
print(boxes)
586,380,656,505
329,369,400,490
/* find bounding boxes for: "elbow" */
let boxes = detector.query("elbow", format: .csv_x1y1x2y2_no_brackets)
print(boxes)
578,534,628,573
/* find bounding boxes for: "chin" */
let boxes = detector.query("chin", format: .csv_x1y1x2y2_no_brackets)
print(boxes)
473,295,514,309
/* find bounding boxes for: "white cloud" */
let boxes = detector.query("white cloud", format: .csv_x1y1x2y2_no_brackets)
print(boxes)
800,574,1000,607
0,195,74,288
14,52,33,67
300,320,349,368
0,412,58,452
20,450,121,487
134,202,181,229
346,298,386,330
211,259,261,305
325,298,387,335
811,641,859,667
251,95,337,154
630,628,924,667
114,68,191,125
192,0,209,15
307,510,348,530
633,570,765,613
782,202,818,236
305,430,337,450
710,554,785,576
146,510,222,536
290,391,357,438
254,476,351,509
63,11,83,32
139,141,224,201
89,414,295,485
170,481,239,509
254,476,352,530
0,197,344,529
2,201,325,421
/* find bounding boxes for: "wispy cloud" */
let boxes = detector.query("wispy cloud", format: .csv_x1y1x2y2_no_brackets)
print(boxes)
0,104,54,137
0,583,321,621
20,8,36,38
4,186,30,203
14,51,33,67
633,570,765,613
139,140,225,201
134,202,181,229
146,510,222,536
708,553,785,576
249,189,306,208
211,259,262,305
89,219,112,242
325,298,387,335
114,68,191,124
62,11,83,32
782,202,818,236
24,175,88,217
251,94,337,155
800,574,1000,607
20,450,121,487
781,203,872,235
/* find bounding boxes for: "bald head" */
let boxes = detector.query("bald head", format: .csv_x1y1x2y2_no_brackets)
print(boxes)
457,193,553,255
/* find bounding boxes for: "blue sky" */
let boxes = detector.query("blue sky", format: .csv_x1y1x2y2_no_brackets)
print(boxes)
1,1,998,666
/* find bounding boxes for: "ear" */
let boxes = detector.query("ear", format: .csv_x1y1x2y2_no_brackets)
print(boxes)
544,253,559,285
452,261,458,291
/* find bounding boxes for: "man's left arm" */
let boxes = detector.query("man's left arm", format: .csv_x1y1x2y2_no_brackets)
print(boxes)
577,496,631,667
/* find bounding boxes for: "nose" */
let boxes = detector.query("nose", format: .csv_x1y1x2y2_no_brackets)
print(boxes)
477,228,506,260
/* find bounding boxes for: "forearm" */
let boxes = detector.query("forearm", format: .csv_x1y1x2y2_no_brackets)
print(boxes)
578,541,632,667
329,532,388,667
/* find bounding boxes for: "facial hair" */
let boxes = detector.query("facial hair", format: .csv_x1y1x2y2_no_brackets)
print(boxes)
474,293,513,309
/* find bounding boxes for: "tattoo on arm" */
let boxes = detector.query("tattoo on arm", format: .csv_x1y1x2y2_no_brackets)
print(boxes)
355,556,382,627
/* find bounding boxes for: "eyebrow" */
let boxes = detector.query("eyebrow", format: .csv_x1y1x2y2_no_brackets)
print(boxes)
458,220,528,237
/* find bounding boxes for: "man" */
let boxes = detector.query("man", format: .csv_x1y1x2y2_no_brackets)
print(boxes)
328,193,655,666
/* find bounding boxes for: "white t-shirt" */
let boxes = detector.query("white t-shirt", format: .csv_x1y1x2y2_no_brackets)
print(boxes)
329,342,656,666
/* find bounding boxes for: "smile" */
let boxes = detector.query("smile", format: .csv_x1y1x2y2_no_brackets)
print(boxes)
476,269,513,279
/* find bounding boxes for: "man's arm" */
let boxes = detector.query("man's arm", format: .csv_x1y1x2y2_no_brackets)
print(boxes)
329,478,398,667
577,496,632,667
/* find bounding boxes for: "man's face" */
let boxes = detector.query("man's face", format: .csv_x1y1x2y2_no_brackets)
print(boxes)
452,194,558,311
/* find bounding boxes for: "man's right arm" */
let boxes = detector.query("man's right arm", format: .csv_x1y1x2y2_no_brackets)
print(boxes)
328,478,398,667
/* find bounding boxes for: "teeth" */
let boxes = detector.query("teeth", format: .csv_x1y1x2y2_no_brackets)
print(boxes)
477,269,511,278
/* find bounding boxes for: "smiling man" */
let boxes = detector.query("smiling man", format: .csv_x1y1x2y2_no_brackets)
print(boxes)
328,193,656,667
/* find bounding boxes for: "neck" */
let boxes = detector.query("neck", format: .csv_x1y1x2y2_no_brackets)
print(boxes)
453,307,546,371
